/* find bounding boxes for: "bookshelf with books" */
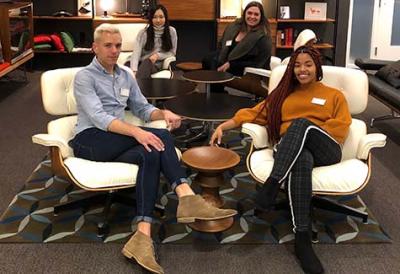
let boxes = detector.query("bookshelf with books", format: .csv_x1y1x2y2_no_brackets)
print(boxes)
273,0,338,64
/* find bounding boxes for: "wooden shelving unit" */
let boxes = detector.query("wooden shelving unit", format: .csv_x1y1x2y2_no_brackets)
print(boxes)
274,0,338,63
33,16,92,20
277,18,335,23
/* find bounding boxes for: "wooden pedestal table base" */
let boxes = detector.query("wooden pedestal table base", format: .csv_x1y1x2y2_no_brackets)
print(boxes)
182,146,240,232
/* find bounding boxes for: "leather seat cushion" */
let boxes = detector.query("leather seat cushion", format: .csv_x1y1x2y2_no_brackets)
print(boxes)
368,74,400,108
64,157,138,189
249,149,369,194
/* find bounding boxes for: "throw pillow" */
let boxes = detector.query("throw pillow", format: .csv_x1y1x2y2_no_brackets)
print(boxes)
50,34,65,52
34,43,52,50
376,60,400,89
18,31,30,52
34,34,52,44
60,32,75,53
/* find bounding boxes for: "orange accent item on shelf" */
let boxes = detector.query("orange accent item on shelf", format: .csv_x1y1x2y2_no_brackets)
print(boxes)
0,62,11,71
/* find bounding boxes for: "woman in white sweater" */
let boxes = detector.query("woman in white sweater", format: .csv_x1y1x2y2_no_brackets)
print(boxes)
130,4,177,79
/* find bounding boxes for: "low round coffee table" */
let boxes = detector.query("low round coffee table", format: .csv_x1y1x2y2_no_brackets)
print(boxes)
182,146,240,232
137,78,196,104
182,70,234,96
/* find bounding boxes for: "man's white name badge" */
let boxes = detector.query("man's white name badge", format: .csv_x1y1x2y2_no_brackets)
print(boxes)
120,88,129,97
226,40,232,46
311,97,326,105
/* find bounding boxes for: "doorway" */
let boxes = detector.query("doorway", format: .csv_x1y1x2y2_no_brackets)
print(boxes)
346,0,400,66
371,0,400,60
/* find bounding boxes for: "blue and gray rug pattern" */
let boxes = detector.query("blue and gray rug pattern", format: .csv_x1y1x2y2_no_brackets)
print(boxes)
0,131,391,244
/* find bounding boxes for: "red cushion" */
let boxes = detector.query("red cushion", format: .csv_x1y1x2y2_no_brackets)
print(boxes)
50,34,65,52
0,62,11,71
34,34,52,44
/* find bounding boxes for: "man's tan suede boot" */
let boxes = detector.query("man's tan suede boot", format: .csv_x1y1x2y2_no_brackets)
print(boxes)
176,194,237,223
122,231,164,274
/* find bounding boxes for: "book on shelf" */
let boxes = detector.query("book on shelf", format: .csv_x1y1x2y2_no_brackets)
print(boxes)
284,28,294,46
276,30,283,46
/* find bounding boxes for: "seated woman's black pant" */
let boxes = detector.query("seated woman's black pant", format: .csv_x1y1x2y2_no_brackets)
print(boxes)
270,118,342,232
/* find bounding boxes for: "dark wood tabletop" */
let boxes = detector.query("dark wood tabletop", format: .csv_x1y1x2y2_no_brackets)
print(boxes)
137,78,196,100
164,93,256,121
182,70,235,84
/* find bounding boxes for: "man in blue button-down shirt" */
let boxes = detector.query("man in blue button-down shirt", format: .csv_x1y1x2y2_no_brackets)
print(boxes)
70,23,236,274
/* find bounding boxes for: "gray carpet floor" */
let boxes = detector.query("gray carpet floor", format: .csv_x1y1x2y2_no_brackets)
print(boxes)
0,70,400,273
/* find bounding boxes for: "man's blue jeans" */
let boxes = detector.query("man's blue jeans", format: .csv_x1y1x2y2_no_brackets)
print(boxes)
70,127,187,223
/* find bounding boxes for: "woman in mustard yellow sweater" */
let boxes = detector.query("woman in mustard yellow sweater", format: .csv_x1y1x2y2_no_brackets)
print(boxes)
210,46,351,274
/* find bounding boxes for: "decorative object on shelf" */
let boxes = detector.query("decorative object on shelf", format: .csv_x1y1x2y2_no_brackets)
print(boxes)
279,6,290,19
52,11,73,17
141,0,157,18
78,0,92,17
100,0,114,17
304,2,327,20
220,0,241,18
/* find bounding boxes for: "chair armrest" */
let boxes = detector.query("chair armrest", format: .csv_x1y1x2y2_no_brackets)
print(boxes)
357,133,387,160
145,119,168,129
241,123,270,149
354,58,393,71
244,67,271,78
32,133,71,156
151,70,172,79
162,56,176,70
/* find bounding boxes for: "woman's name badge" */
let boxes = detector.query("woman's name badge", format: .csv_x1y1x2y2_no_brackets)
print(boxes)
311,97,326,105
120,88,129,97
226,40,232,46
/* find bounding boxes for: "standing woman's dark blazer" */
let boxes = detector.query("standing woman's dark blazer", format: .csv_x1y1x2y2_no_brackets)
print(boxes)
218,19,272,76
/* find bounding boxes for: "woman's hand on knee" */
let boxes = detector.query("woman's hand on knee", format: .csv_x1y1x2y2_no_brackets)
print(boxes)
149,53,159,64
217,62,230,72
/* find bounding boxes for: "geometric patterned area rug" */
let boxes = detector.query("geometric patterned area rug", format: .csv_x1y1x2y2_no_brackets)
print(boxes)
0,131,391,244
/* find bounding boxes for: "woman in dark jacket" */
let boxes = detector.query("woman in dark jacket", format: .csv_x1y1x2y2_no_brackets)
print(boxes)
217,1,271,75
203,1,272,93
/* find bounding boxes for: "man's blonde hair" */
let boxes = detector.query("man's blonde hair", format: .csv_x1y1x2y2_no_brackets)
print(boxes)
94,23,120,42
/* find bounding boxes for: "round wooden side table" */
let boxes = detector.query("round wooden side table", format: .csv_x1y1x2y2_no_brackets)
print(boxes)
182,146,240,232
176,62,203,72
